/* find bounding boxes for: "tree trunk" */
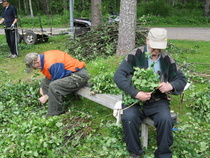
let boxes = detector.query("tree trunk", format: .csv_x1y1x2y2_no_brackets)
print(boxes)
63,0,68,11
82,0,86,11
35,0,40,13
47,0,50,15
29,0,34,17
43,0,50,15
116,0,137,56
91,0,102,29
17,0,21,11
23,0,28,15
204,0,210,17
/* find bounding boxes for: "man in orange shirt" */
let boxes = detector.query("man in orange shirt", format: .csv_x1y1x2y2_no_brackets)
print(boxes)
25,50,90,117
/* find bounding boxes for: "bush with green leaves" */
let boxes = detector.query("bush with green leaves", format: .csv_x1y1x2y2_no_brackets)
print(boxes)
138,0,171,17
188,87,210,123
172,113,209,157
89,72,121,94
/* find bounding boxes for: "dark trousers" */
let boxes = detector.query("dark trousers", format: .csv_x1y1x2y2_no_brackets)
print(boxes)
41,68,89,116
122,100,173,158
4,23,18,55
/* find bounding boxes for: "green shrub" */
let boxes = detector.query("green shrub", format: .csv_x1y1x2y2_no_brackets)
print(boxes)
138,0,171,17
188,87,210,123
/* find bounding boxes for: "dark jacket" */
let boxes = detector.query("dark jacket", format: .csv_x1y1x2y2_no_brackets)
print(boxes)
114,46,187,102
2,4,18,25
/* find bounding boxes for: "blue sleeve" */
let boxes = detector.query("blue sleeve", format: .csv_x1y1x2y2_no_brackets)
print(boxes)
2,8,5,18
49,63,66,81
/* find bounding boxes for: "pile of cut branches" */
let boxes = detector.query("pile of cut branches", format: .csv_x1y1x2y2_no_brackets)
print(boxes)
67,25,148,61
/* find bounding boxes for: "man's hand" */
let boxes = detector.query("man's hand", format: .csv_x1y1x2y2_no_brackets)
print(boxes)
135,91,152,102
39,95,49,104
158,82,173,93
0,18,5,25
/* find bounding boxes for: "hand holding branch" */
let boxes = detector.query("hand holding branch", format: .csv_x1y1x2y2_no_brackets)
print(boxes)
158,82,173,93
135,91,152,102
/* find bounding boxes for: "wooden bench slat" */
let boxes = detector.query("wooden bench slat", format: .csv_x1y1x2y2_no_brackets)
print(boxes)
77,86,121,109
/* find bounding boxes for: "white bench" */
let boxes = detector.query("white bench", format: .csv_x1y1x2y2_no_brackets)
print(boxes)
76,86,178,148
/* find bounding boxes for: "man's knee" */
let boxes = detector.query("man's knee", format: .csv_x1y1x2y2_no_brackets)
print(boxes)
122,110,141,125
122,112,135,122
155,112,173,127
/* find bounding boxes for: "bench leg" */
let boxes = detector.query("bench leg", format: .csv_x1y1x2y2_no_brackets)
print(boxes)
141,123,148,148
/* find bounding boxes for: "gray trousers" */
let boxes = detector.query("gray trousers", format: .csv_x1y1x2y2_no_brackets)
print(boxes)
41,68,89,116
122,99,173,158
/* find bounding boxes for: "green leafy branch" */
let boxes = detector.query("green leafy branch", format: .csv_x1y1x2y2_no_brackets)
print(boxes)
123,67,160,105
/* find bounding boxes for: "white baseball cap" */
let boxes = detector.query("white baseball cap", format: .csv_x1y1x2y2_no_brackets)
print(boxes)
148,28,167,49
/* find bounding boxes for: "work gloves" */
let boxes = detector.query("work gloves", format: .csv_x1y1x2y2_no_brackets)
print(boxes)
11,24,15,30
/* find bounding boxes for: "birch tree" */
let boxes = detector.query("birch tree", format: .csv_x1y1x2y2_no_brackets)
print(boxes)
23,0,28,15
42,0,50,15
204,0,210,17
29,0,33,17
63,0,68,11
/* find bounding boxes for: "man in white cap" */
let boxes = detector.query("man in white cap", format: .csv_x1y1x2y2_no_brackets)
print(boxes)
114,28,187,158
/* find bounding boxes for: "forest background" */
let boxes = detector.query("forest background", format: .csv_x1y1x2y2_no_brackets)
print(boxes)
0,0,209,158
10,0,210,28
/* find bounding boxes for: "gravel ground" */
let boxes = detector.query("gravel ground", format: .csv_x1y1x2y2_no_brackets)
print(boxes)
0,27,210,41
